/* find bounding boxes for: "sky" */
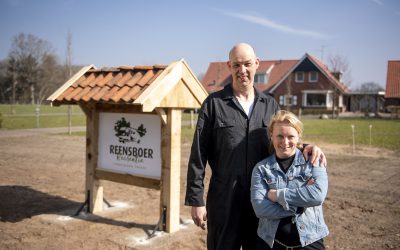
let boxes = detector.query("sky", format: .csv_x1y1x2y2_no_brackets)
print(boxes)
0,0,399,90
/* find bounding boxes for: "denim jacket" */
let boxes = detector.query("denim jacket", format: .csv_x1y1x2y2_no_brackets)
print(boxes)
250,149,329,247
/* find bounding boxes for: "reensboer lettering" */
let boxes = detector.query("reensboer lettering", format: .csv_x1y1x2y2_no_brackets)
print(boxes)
110,145,153,158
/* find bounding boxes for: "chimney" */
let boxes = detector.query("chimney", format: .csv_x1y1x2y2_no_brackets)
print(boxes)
331,71,343,82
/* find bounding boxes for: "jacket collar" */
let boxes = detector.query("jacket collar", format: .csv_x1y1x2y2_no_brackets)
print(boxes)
221,83,271,103
268,149,306,171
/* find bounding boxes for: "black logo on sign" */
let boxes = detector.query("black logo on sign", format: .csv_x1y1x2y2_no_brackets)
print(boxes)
114,117,147,144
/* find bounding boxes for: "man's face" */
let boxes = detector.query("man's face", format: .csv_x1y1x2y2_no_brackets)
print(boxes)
227,47,259,88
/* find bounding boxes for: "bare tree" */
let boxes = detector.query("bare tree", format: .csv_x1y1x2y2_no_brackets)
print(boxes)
356,82,384,92
7,33,58,104
327,54,352,87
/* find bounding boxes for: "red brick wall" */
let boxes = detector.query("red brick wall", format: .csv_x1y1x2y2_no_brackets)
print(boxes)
273,71,339,112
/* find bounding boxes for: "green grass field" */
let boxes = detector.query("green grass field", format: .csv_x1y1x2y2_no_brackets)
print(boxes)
0,104,86,129
1,105,399,150
181,114,400,150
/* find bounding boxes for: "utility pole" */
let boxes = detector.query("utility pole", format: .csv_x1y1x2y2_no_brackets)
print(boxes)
66,31,73,135
320,45,326,63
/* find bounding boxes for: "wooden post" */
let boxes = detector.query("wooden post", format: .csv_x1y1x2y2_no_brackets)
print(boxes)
83,104,103,213
161,108,181,233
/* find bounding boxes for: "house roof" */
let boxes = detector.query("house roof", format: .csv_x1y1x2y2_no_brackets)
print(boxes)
201,60,298,93
48,59,208,112
306,54,350,93
201,53,349,94
270,53,349,93
385,60,400,98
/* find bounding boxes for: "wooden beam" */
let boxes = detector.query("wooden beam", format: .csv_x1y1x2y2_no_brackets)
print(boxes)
134,61,182,112
85,105,103,213
160,108,181,233
155,108,168,125
95,169,160,190
47,64,95,102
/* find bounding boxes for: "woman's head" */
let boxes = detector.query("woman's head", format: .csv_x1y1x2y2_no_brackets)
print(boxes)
269,110,303,158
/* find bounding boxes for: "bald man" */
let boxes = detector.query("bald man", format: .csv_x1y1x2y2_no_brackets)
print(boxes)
185,43,325,250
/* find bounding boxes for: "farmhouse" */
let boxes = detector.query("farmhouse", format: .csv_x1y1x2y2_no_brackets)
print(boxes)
202,53,350,115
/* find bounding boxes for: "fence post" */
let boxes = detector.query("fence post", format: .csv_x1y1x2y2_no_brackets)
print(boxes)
35,106,40,128
351,124,355,154
369,125,372,146
68,105,72,135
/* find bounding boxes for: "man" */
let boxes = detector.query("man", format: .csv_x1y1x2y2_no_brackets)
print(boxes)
185,43,325,250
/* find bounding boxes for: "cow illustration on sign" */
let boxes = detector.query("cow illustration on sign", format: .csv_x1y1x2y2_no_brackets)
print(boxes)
114,117,147,144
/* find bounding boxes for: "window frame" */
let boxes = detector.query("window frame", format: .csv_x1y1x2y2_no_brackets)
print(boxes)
308,71,318,82
295,71,304,83
254,73,266,84
279,95,297,106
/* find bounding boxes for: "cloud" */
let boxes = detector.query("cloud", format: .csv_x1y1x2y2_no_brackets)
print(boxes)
371,0,384,6
213,9,333,40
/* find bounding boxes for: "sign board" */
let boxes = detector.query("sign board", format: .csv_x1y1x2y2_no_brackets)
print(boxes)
98,112,161,179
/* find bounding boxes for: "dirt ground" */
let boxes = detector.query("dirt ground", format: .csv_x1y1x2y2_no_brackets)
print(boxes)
0,132,399,249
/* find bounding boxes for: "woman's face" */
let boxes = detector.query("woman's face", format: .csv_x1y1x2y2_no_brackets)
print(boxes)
271,121,299,159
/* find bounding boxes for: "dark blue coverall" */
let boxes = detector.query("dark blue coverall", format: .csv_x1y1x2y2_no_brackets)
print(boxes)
185,83,280,250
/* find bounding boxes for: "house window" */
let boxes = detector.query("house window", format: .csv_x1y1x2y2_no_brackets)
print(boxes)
303,91,332,107
279,95,297,106
308,71,318,82
295,72,304,83
254,73,266,84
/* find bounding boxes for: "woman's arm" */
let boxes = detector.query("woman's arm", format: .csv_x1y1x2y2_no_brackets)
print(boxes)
251,165,296,219
275,164,328,210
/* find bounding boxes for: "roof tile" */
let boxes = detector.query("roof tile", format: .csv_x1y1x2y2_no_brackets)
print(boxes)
51,64,170,104
385,61,400,98
121,85,142,102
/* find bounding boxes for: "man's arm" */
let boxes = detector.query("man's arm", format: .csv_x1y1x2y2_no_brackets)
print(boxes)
185,102,211,206
185,102,212,228
191,206,207,230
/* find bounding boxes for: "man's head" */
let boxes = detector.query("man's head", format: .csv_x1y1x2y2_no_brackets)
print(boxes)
227,43,260,90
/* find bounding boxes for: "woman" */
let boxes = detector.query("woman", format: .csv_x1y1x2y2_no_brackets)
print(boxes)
251,110,329,249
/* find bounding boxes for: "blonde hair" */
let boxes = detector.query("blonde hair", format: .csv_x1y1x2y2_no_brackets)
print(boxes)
269,110,303,149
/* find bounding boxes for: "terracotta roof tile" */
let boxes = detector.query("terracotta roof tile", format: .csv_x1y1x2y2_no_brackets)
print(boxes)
116,71,134,87
56,86,75,102
121,85,142,102
81,86,101,102
307,54,349,93
385,61,400,98
72,86,92,102
50,64,171,104
126,71,144,87
92,86,111,101
65,87,84,101
105,72,123,88
111,86,131,103
101,86,120,102
137,70,156,87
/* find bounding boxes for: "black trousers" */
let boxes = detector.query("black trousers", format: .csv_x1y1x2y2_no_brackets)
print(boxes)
255,236,325,250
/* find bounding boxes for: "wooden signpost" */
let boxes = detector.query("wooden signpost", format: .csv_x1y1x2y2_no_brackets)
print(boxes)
48,59,207,233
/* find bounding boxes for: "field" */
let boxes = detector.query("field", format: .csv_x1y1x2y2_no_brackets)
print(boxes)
1,104,400,150
0,126,400,249
1,105,400,249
